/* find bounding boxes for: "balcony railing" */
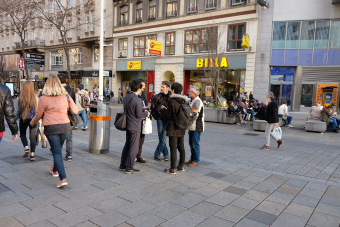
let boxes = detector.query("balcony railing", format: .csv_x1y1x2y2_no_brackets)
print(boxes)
118,20,129,26
167,10,177,17
206,2,217,8
14,40,46,48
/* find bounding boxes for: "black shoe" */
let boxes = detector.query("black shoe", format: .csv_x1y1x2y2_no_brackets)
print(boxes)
125,169,140,174
119,167,125,171
164,156,169,161
333,129,339,133
136,157,147,163
177,166,185,172
64,155,72,162
30,155,35,161
164,168,177,175
154,157,162,161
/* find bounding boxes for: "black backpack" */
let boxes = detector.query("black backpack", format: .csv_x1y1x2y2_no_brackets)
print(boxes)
174,102,194,130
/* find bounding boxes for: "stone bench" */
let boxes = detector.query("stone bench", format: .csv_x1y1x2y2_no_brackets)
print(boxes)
223,115,237,124
305,120,327,132
253,120,267,131
204,108,237,124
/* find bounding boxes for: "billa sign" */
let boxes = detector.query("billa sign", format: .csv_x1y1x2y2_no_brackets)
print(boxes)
148,40,161,55
196,57,228,68
127,61,142,70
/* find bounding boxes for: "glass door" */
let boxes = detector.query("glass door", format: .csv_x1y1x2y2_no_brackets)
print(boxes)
270,83,292,106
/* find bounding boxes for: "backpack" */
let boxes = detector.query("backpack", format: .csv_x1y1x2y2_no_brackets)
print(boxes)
174,102,195,130
80,94,90,108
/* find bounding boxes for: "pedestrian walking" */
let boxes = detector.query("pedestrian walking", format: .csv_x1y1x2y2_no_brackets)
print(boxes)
260,92,283,150
90,88,102,101
18,81,38,161
136,79,149,164
162,82,187,175
0,83,18,144
119,79,150,174
150,81,171,161
110,90,114,103
118,88,123,104
185,86,205,167
30,76,78,188
104,87,111,104
74,85,88,131
59,74,76,161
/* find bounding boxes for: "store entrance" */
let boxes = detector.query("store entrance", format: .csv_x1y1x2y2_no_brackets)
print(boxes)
270,83,293,107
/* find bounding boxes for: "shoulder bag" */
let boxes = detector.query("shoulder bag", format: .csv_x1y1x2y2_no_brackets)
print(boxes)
66,95,79,126
114,94,134,131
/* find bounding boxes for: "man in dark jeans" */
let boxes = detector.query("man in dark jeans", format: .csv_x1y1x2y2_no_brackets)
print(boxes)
136,79,148,163
119,79,150,174
161,82,187,175
0,83,19,144
58,74,75,161
150,81,171,161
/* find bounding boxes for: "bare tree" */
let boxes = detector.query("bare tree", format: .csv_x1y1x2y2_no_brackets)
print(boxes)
0,0,35,79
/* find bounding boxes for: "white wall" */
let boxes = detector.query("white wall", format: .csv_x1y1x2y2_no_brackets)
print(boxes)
273,0,340,21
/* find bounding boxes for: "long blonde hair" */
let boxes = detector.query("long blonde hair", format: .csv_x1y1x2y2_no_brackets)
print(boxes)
42,76,67,96
19,81,38,120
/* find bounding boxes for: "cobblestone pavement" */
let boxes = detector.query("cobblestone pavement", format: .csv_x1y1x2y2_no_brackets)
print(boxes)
0,106,340,227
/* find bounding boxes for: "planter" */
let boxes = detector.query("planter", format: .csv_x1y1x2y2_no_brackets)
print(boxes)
204,108,237,124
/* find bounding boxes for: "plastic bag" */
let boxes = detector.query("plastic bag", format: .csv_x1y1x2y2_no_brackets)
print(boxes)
241,34,250,49
142,118,152,134
272,127,282,140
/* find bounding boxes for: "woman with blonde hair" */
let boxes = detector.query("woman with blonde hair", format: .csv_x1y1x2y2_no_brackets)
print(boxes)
30,76,78,188
18,81,38,161
308,102,322,120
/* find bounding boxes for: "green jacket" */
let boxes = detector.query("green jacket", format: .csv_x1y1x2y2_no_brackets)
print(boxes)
321,109,331,125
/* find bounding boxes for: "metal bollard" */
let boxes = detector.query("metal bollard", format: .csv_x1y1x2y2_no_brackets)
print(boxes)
88,101,111,154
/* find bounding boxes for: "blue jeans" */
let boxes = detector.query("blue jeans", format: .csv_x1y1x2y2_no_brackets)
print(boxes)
75,109,87,128
329,118,338,130
333,117,340,126
189,131,202,163
278,114,293,124
0,136,2,143
247,110,255,121
46,131,69,180
154,120,169,158
242,113,248,121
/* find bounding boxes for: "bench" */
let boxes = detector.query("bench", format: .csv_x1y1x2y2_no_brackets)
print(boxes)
305,120,327,132
223,114,237,124
279,118,284,127
253,120,267,131
204,109,236,124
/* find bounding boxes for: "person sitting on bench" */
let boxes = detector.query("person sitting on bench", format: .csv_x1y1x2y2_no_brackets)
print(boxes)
228,101,243,125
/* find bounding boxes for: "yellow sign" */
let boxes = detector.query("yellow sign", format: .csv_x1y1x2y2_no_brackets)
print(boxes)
148,40,161,55
38,75,44,80
315,83,338,108
197,57,228,68
127,61,141,70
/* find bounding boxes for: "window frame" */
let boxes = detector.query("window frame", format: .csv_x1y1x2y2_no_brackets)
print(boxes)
50,51,63,66
133,34,157,57
165,32,176,55
188,0,197,13
85,12,89,32
120,6,129,26
118,38,128,51
184,27,218,54
136,2,143,23
149,0,156,20
206,0,217,9
167,0,177,17
231,0,246,6
90,11,95,32
227,23,246,52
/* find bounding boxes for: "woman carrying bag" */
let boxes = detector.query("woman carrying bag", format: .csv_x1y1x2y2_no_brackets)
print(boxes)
18,81,38,161
30,76,78,188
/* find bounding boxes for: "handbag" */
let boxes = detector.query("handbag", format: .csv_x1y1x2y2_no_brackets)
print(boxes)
114,95,134,131
66,95,79,126
282,114,288,120
272,127,282,139
142,117,152,134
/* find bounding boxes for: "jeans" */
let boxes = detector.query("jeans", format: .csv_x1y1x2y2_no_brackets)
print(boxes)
189,131,202,163
242,113,248,121
19,119,37,153
120,130,140,170
46,131,70,180
154,120,169,158
264,123,280,147
247,110,255,121
65,130,72,157
0,137,2,143
329,118,338,130
75,109,87,128
169,136,185,169
333,117,340,126
278,114,293,124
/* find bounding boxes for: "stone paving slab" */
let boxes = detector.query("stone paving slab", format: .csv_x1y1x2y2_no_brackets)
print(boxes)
0,118,340,227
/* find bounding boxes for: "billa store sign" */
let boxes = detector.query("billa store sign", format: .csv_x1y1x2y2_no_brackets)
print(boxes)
148,40,161,55
196,57,228,68
127,61,142,70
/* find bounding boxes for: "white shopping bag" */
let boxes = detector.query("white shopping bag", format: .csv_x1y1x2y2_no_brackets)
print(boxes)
142,118,152,134
272,127,282,139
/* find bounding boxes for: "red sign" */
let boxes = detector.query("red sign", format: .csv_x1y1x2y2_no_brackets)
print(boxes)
18,58,24,69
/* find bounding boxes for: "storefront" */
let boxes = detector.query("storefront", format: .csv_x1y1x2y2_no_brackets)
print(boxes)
82,70,113,93
58,71,83,91
1,71,20,90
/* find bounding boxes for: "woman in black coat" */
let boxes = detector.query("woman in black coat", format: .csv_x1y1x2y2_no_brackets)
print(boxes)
254,103,267,120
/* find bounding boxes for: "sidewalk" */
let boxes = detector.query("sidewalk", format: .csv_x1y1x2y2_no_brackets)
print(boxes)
0,116,339,227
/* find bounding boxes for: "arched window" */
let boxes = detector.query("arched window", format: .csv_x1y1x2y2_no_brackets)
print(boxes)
149,0,156,20
136,2,143,22
120,6,128,26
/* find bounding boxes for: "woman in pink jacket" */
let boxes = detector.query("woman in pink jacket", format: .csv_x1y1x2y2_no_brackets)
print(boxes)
30,76,78,188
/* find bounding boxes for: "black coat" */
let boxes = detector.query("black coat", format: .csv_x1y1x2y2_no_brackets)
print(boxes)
266,99,279,123
228,105,239,115
150,92,171,120
63,86,75,102
232,95,239,106
0,84,18,134
255,107,267,120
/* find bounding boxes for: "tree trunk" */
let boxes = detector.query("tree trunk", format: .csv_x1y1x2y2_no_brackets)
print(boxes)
61,34,71,86
21,38,29,80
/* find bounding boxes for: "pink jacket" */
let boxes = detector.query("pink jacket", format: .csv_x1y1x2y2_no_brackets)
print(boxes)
31,94,78,126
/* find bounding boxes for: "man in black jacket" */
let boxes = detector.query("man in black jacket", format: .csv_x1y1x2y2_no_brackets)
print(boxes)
260,92,283,150
150,81,171,161
120,79,150,174
0,83,18,143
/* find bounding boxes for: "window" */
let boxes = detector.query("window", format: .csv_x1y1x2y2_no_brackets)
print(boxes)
90,11,95,31
314,21,330,48
58,30,61,39
133,34,157,57
232,0,245,5
149,0,156,19
300,21,314,48
39,29,43,42
50,0,54,13
78,19,81,36
119,38,128,51
206,0,216,8
103,11,106,31
94,46,99,62
69,49,82,68
189,0,197,12
227,23,245,51
13,33,15,46
136,2,143,22
32,29,35,40
2,37,4,48
68,0,72,8
85,12,89,32
40,3,43,16
68,22,72,38
185,28,217,53
24,31,28,42
78,0,81,6
120,6,128,26
330,20,340,48
167,0,177,17
7,36,9,48
50,28,53,40
50,50,63,65
165,32,175,55
286,22,300,48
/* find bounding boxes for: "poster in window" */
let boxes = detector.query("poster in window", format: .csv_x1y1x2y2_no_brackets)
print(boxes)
148,40,161,55
205,86,212,96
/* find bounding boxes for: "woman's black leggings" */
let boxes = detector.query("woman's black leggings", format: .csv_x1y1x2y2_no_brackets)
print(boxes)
19,119,37,153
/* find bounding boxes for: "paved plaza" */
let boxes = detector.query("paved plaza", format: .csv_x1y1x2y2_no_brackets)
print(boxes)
0,105,340,227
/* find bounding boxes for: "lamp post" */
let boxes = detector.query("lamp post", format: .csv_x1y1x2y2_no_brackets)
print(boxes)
99,0,104,98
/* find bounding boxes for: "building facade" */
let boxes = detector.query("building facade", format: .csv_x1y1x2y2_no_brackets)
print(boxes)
112,0,259,102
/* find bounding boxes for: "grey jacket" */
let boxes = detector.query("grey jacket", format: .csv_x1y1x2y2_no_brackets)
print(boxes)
124,92,148,132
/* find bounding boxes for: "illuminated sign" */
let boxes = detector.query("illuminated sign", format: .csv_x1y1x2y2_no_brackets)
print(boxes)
148,40,161,55
127,61,142,70
196,57,228,68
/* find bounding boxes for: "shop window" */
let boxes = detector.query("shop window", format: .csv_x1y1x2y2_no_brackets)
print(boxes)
300,21,315,49
314,21,330,48
149,0,156,20
188,0,197,13
272,22,286,49
133,34,157,57
165,32,175,55
206,0,216,9
301,84,314,107
136,2,143,23
167,0,177,17
120,6,129,26
286,22,300,49
94,46,99,62
227,23,246,51
119,38,128,51
185,27,217,54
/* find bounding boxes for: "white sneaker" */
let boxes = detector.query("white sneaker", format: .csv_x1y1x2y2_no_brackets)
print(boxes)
288,125,294,127
237,123,241,125
243,121,247,124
